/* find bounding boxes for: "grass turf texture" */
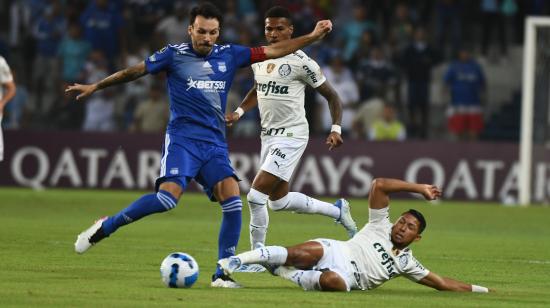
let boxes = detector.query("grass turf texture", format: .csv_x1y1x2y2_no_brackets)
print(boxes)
0,188,549,307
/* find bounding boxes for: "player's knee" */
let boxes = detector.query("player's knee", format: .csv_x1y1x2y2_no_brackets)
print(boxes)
268,194,289,211
158,182,183,200
319,271,348,292
247,188,269,209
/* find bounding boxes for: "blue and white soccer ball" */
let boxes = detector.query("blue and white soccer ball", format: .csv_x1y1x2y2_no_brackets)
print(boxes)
160,252,199,288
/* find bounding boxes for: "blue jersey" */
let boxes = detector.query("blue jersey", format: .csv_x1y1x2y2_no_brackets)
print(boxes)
444,60,485,106
145,43,252,147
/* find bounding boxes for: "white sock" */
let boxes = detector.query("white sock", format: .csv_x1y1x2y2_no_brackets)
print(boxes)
269,192,340,219
247,189,269,248
238,245,288,265
276,266,322,291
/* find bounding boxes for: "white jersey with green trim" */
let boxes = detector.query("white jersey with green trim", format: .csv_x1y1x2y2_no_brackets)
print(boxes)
251,50,325,139
344,207,430,290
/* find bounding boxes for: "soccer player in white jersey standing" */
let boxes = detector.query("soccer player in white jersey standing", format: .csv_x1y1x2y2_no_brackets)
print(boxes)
226,6,358,252
0,56,17,162
219,178,491,293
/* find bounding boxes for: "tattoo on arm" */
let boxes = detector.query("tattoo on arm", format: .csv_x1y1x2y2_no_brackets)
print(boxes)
96,62,147,90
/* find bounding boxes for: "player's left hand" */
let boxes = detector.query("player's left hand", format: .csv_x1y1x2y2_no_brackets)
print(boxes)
325,132,343,150
311,20,333,40
421,185,442,201
225,112,240,127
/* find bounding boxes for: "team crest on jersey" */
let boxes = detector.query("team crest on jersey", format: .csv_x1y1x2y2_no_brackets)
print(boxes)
399,254,409,268
278,64,291,77
266,63,276,74
218,61,227,72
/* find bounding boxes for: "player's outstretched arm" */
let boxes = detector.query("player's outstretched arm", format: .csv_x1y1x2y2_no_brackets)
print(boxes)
418,271,491,293
263,20,332,59
226,84,258,127
65,61,148,100
369,178,441,210
316,82,343,150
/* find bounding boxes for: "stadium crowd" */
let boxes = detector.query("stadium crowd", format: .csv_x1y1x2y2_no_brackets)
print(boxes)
0,0,548,140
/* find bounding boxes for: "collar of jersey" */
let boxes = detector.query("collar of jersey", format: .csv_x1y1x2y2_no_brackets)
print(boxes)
188,43,215,58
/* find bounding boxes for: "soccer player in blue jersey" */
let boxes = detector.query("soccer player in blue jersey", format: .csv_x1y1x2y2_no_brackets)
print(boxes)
66,2,333,288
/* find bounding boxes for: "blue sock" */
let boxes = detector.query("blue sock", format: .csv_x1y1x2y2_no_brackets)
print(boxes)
102,190,178,236
214,196,242,278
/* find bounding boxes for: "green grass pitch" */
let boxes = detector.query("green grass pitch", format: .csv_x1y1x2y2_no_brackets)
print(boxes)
1,188,549,307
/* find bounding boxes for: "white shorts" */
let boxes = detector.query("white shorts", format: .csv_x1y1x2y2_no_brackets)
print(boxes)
259,136,307,182
311,238,361,292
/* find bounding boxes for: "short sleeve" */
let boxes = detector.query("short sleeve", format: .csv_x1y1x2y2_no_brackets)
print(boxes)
231,44,252,68
300,57,326,88
402,254,430,282
368,206,390,225
145,46,174,74
0,57,13,83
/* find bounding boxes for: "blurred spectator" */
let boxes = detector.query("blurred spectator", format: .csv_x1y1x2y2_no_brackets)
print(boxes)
352,96,385,139
480,0,507,60
369,104,406,141
341,6,377,61
444,48,486,140
349,31,376,68
355,46,398,102
155,1,189,46
316,56,359,134
4,71,27,130
129,0,166,43
58,23,91,84
82,89,116,132
80,0,125,71
31,1,65,116
398,27,441,139
122,42,152,128
130,84,168,133
435,0,462,58
388,2,415,54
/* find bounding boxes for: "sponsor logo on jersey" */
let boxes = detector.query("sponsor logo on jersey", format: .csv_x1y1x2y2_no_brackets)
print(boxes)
373,242,398,278
218,61,227,72
303,65,319,83
257,81,289,96
186,76,226,92
278,64,291,77
269,147,286,159
267,63,276,74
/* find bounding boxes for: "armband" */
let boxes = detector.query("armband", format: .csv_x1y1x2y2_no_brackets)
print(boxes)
250,47,267,63
331,125,342,134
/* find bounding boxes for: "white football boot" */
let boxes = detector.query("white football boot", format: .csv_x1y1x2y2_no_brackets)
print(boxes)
334,199,358,238
74,217,108,254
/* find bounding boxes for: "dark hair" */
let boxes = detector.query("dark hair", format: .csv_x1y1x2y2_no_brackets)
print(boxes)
190,2,223,25
404,209,426,234
265,6,293,24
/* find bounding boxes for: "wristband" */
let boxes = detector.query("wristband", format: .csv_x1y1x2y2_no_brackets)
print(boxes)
235,107,244,118
331,124,342,134
471,285,488,293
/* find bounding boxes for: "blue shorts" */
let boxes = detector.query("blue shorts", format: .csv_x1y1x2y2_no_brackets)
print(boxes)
155,134,238,201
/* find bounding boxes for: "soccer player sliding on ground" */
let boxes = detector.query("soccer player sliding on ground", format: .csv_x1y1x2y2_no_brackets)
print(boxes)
225,6,357,258
65,2,333,288
219,178,491,292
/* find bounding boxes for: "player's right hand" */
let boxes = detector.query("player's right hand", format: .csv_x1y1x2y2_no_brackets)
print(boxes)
311,20,332,40
421,185,441,201
65,83,97,100
225,112,240,127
